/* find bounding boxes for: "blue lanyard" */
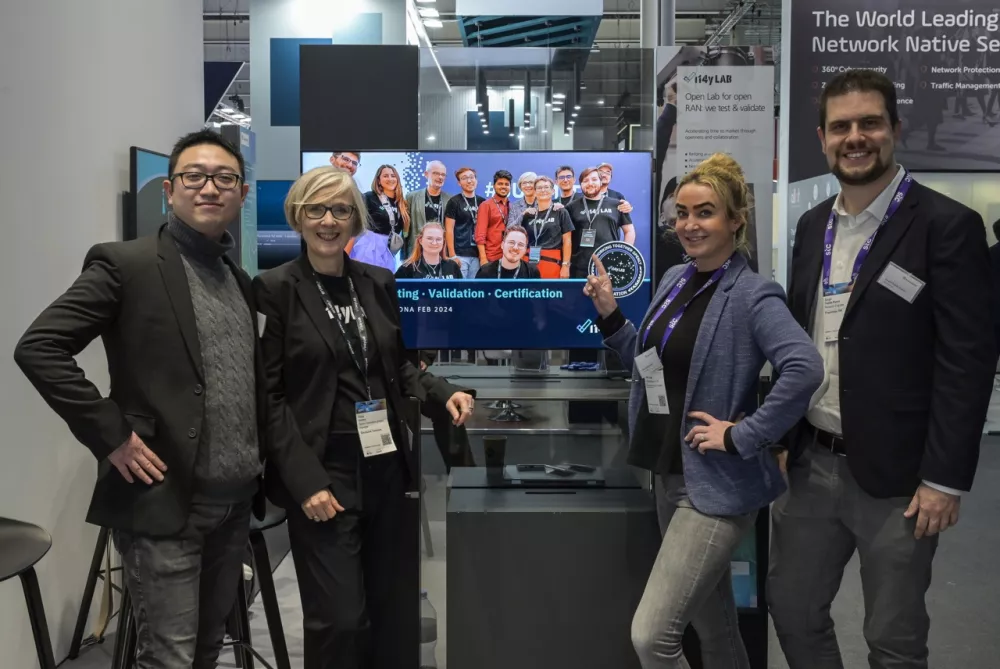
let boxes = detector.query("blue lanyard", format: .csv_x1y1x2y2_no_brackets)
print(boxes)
642,257,732,355
822,170,913,295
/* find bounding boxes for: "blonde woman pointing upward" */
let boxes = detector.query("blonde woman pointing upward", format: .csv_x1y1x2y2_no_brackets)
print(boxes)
585,154,823,669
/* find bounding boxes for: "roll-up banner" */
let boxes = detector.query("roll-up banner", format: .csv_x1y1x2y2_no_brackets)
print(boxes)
655,47,776,280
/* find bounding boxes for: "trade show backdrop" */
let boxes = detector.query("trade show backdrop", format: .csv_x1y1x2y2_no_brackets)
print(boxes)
788,0,1000,178
654,46,776,280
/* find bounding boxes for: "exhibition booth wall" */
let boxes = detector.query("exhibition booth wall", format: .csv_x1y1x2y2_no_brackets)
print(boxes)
0,3,206,669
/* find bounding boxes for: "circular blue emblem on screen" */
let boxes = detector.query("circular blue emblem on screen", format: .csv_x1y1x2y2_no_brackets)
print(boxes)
589,241,645,299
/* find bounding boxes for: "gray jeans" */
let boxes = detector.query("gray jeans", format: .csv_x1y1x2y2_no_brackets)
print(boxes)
631,475,756,669
767,445,938,669
457,255,480,279
114,501,252,669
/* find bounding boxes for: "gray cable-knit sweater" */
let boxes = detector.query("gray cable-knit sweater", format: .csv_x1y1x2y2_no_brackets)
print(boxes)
168,215,261,502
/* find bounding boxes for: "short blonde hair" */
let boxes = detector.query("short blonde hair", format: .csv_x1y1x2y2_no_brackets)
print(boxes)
284,166,369,237
675,153,754,256
518,171,538,187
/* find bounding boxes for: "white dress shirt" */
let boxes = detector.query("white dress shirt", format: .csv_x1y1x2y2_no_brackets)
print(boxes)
806,165,961,496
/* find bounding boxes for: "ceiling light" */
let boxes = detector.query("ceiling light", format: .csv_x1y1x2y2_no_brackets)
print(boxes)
553,93,566,99
597,99,604,105
416,0,436,3
418,7,439,17
427,135,436,141
571,112,578,117
509,132,515,137
484,129,490,134
545,101,552,107
542,129,548,134
511,84,524,90
569,120,575,125
574,104,581,110
422,18,443,28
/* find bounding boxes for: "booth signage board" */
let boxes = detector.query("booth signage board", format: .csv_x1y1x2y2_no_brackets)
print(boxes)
787,1,1000,177
655,47,776,280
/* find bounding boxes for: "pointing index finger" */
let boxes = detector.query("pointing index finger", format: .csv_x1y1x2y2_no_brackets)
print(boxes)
592,255,608,278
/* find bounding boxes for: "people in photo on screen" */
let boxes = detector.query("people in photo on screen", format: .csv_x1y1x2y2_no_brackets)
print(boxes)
565,166,636,278
329,151,361,176
395,222,462,280
404,160,450,256
14,130,274,668
475,225,541,279
769,69,996,669
584,153,822,669
444,167,486,279
554,165,580,206
253,165,476,669
521,176,574,279
507,171,538,228
348,164,410,273
475,169,512,265
597,162,633,212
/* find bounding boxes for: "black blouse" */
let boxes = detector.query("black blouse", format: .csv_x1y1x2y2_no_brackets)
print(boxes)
363,191,403,237
600,270,718,475
394,258,463,280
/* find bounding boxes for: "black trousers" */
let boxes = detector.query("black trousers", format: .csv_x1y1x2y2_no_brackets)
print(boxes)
287,454,419,669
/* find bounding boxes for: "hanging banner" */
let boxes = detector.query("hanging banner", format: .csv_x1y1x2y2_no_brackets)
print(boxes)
655,46,776,280
787,1,1000,180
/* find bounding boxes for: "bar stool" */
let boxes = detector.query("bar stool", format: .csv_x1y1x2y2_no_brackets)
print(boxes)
0,517,56,669
111,503,292,669
68,527,122,658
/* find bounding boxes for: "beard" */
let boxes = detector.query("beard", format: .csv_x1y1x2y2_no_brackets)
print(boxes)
831,150,892,186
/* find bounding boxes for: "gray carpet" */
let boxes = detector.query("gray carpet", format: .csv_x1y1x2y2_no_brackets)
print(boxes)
65,441,1000,669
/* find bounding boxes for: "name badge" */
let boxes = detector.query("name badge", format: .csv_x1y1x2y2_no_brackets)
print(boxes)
529,247,541,262
877,262,925,304
822,293,850,344
355,399,397,458
581,229,597,248
635,348,669,415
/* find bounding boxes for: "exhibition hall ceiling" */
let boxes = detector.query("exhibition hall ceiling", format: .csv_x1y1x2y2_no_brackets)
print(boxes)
200,0,779,127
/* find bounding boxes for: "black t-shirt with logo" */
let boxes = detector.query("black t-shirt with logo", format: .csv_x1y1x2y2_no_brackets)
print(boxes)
559,192,580,207
521,207,575,249
444,194,485,256
424,191,444,224
604,188,627,201
316,274,388,436
363,191,401,236
565,197,634,277
394,258,463,280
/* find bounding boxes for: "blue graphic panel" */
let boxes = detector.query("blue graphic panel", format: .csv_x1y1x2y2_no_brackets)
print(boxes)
270,38,331,126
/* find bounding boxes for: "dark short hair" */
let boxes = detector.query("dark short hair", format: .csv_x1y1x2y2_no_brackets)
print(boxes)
493,170,512,184
819,69,899,130
168,129,245,179
555,165,575,177
455,167,476,179
579,166,601,183
504,224,528,241
993,218,1000,242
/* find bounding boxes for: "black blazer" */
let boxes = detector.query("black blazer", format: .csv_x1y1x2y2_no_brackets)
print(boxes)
13,225,268,536
253,254,468,509
786,181,996,497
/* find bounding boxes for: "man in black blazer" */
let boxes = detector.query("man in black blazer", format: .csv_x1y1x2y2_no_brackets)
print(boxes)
14,130,267,668
768,70,996,669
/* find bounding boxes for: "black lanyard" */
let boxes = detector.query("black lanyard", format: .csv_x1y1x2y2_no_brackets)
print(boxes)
313,274,371,399
498,262,521,279
493,197,508,225
582,196,605,228
462,195,478,216
532,207,553,244
426,190,441,223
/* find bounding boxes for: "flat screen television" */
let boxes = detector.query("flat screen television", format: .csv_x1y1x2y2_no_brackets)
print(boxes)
300,150,654,350
125,147,170,240
256,180,296,271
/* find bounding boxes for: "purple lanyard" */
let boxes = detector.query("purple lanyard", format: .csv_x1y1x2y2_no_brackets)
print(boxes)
642,257,732,355
823,171,913,293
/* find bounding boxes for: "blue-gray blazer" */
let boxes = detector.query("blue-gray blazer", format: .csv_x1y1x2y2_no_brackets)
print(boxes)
605,254,824,516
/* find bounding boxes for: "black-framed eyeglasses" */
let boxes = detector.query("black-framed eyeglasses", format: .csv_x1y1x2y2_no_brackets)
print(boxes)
303,203,356,221
335,154,361,168
172,172,243,190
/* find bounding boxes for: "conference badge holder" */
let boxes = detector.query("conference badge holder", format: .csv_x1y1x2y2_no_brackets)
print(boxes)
355,399,397,458
635,348,669,415
581,228,597,248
